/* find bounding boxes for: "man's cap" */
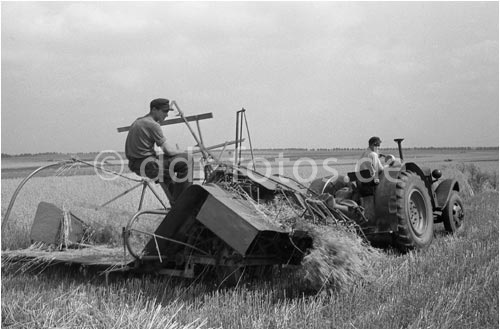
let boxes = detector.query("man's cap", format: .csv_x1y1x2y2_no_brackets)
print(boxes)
368,136,382,146
150,98,170,110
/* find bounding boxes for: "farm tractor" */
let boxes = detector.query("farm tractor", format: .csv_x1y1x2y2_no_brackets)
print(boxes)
309,139,465,250
2,103,465,284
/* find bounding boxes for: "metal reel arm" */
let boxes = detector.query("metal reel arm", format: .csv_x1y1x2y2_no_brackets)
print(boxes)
2,160,74,231
124,209,209,261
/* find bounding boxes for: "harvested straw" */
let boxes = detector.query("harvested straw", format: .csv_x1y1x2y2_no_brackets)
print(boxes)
299,223,381,291
58,205,72,249
216,181,381,291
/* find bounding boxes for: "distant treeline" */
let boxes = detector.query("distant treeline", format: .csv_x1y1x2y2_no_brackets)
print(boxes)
1,152,106,159
253,146,498,151
2,146,497,158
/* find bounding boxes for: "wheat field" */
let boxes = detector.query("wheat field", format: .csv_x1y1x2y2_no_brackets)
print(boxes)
1,152,498,328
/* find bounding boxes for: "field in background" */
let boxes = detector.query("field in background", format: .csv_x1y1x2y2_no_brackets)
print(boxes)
1,148,498,328
1,147,498,179
2,148,498,249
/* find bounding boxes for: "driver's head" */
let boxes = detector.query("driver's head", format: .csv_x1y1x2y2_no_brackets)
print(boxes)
369,136,381,146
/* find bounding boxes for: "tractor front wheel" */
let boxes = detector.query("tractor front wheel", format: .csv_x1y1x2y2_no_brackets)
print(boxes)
394,171,434,250
441,191,465,233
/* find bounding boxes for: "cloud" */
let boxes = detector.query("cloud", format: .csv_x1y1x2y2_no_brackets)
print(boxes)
1,2,498,153
451,39,499,67
392,61,426,75
3,2,152,39
354,43,426,76
372,85,399,100
108,68,147,91
354,45,383,66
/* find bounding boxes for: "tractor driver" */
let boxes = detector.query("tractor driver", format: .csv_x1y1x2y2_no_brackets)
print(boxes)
357,136,395,184
125,98,193,206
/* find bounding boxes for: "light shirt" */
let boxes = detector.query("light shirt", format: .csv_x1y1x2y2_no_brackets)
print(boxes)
358,148,384,175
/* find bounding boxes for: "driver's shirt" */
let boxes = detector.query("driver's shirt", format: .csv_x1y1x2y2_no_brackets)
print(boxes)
357,148,384,175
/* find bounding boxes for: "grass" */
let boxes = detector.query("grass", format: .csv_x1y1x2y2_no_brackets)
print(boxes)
435,162,498,201
1,161,498,328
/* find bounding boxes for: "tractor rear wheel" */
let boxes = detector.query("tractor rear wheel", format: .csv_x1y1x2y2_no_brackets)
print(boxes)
441,191,465,233
394,171,434,250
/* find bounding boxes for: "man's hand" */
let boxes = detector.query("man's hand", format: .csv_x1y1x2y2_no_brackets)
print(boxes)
160,141,181,156
385,154,396,166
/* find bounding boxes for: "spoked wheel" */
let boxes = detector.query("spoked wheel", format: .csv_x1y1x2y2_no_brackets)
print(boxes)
441,191,465,233
394,171,434,250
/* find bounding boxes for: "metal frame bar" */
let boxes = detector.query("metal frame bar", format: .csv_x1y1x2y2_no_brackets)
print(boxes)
124,209,209,261
2,160,73,231
117,112,213,133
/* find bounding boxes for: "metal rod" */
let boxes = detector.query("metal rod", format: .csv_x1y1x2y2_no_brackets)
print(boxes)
171,101,211,160
73,158,141,182
394,138,405,162
138,182,147,211
191,139,245,154
124,208,208,260
124,209,170,260
145,181,169,210
132,228,209,256
238,110,244,166
243,110,256,171
2,160,73,231
117,112,213,133
97,182,144,210
218,141,229,161
196,119,204,147
234,109,240,166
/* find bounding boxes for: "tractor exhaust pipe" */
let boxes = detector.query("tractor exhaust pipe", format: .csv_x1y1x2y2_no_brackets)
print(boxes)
394,138,404,162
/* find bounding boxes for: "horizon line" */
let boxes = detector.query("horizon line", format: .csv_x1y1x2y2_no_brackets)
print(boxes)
2,145,499,157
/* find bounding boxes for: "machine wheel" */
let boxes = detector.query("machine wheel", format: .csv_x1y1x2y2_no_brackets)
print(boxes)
394,171,434,250
441,191,465,233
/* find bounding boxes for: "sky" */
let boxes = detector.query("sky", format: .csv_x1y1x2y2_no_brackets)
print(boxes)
1,1,498,154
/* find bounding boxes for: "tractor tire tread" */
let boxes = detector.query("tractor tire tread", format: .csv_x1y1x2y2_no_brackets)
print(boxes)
393,171,433,251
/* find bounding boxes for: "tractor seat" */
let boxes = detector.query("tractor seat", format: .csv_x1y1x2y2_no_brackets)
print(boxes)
347,169,374,183
347,169,377,197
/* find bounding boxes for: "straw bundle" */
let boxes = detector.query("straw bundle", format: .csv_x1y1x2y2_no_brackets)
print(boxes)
216,181,380,291
299,223,381,291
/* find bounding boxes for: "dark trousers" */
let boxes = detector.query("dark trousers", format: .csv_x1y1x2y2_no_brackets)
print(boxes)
128,153,193,204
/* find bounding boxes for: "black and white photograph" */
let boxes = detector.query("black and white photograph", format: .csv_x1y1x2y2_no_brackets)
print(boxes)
1,1,498,328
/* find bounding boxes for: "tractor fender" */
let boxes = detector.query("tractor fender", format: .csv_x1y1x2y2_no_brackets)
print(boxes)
402,162,431,182
434,179,460,210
